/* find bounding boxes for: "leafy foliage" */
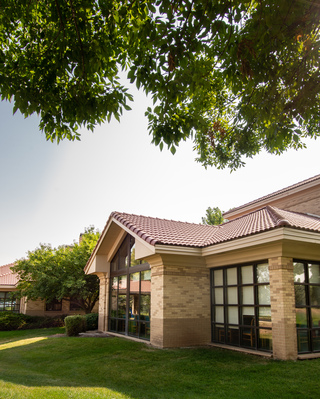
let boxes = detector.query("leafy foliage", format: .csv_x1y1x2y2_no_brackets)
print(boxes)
12,227,100,314
202,207,225,225
0,311,65,331
65,315,86,336
1,1,320,168
85,312,98,331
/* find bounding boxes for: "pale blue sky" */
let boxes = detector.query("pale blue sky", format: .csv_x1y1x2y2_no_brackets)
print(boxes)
1,87,320,265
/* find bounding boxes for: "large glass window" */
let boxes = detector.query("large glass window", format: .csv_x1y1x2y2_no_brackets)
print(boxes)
109,234,151,340
294,261,320,353
0,292,19,312
211,263,272,352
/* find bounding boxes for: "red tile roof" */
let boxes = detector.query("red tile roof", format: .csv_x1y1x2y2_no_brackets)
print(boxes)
111,206,320,248
224,174,320,217
0,263,19,286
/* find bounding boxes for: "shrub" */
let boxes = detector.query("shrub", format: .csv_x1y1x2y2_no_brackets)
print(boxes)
65,315,87,336
85,313,98,331
0,312,66,331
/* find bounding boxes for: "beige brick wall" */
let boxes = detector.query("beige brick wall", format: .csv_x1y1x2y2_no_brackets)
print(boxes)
269,257,297,360
150,255,211,348
97,273,109,331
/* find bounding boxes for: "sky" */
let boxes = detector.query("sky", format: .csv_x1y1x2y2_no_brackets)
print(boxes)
1,84,320,266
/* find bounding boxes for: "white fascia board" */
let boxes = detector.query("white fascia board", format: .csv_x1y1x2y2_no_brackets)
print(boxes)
155,244,202,256
154,228,320,258
202,228,320,256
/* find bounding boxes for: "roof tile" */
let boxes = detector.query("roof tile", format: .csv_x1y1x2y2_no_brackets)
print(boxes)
0,263,19,286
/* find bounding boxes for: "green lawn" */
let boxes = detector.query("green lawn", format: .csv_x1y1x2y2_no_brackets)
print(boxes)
0,328,319,399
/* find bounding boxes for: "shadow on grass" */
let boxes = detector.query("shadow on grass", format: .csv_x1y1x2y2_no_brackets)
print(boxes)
0,334,319,399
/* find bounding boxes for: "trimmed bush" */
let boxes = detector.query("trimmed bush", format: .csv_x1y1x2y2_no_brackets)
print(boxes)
0,312,66,331
65,315,87,336
85,313,98,331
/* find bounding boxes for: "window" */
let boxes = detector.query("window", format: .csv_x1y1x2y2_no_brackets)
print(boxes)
69,297,82,311
0,292,19,312
211,263,272,352
109,234,151,340
294,261,320,353
46,299,62,311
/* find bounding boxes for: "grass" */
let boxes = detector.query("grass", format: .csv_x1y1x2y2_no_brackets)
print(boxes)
0,329,320,398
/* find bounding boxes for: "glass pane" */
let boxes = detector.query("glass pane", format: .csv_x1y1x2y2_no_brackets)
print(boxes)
214,269,223,286
228,307,239,324
140,294,150,318
215,306,224,323
227,268,237,285
296,308,307,327
242,286,254,305
310,286,320,306
297,330,309,352
110,277,118,316
214,288,224,304
242,307,254,325
0,292,5,298
128,319,138,336
227,287,237,304
294,262,305,283
308,264,320,284
118,294,126,318
213,325,225,343
241,265,253,284
119,236,129,269
227,327,239,345
311,308,320,328
118,275,127,293
141,270,151,294
129,273,139,318
259,328,272,351
258,307,271,327
241,327,255,347
312,330,320,351
109,318,117,332
111,254,118,272
117,319,126,333
258,285,270,305
295,285,306,306
256,264,269,283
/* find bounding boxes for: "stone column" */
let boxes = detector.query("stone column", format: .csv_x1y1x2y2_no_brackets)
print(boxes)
96,273,109,332
269,257,297,360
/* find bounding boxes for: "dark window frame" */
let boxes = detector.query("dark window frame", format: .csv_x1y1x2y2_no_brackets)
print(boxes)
294,260,320,354
0,291,20,312
109,234,151,340
211,261,272,352
45,298,62,311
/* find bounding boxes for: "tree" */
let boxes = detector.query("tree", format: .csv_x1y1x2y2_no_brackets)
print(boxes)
11,227,100,314
1,1,319,169
202,207,225,225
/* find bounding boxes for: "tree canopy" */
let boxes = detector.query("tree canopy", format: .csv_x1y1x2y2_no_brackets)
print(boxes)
11,227,100,314
1,0,319,169
202,206,225,225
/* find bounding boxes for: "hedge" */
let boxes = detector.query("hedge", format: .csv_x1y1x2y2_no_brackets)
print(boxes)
0,312,66,331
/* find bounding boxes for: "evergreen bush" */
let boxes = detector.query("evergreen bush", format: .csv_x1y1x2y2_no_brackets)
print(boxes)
65,315,87,336
85,313,98,331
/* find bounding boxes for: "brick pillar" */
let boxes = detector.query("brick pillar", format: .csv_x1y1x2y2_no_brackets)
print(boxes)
149,255,210,348
96,273,109,332
269,257,297,360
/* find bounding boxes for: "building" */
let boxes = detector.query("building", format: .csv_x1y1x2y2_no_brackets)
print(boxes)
85,174,320,360
0,263,98,316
